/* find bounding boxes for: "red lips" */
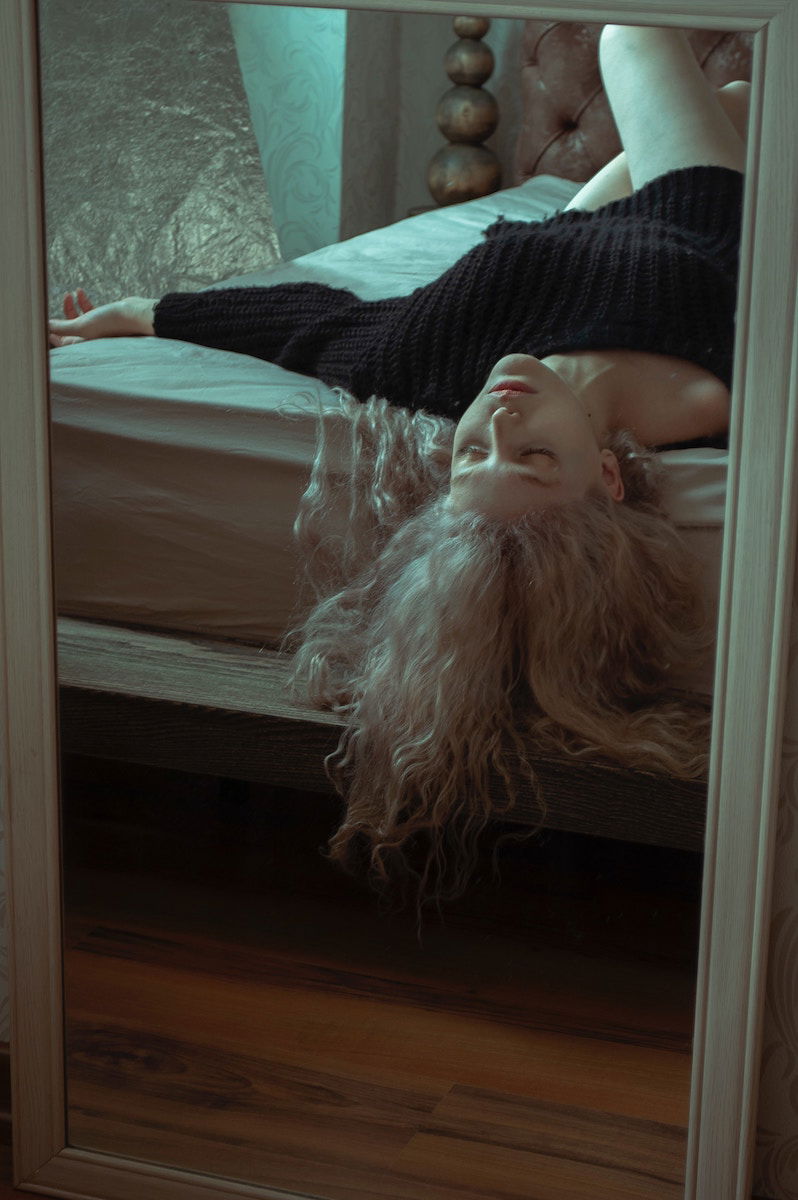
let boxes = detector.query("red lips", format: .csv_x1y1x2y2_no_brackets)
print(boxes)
488,380,535,394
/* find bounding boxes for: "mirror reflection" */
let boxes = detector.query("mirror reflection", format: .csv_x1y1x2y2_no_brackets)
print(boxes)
44,2,751,1195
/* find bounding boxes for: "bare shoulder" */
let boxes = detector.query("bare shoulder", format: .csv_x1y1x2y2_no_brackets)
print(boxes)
681,372,730,426
607,350,730,446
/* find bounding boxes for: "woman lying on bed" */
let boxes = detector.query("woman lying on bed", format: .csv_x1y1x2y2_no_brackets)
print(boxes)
50,26,749,904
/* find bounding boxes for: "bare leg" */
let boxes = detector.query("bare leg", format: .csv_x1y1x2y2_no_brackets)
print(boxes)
566,77,750,212
563,152,633,213
598,25,746,189
712,80,752,142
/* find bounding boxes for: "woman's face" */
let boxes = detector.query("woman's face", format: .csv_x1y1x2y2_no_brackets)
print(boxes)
447,354,624,519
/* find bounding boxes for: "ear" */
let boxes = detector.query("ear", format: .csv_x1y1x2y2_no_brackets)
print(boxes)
599,449,625,502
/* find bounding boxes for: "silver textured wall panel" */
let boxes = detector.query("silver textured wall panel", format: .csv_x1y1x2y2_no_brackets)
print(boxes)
39,0,280,316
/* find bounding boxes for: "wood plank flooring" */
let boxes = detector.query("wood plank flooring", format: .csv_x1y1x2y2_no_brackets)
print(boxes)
61,754,703,1200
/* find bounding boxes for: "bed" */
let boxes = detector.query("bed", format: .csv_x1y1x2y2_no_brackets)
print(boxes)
52,20,753,853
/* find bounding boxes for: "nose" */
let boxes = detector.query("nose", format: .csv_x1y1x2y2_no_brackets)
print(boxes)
488,406,523,457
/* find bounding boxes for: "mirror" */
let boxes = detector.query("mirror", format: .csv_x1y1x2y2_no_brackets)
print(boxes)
3,0,792,1195
44,4,735,1194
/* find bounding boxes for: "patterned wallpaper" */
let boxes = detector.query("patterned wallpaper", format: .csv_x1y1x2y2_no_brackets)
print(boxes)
229,4,353,258
229,5,523,257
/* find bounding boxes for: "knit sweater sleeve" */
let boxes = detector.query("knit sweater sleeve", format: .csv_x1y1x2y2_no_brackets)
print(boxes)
151,166,743,416
153,282,402,391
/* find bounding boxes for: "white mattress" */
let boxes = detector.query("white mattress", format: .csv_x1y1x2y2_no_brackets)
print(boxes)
50,175,726,695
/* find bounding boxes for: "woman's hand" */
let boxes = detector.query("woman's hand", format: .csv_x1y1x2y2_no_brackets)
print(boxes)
48,289,157,347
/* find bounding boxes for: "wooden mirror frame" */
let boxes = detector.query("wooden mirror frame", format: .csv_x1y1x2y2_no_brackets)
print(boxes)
2,0,795,1197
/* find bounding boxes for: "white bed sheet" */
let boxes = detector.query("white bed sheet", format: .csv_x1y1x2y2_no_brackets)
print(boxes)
50,175,725,695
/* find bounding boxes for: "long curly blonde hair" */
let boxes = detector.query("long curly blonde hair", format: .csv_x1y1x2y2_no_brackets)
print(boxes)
288,394,713,905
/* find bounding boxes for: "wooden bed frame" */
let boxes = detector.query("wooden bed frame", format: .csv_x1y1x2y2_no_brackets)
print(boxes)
57,616,706,853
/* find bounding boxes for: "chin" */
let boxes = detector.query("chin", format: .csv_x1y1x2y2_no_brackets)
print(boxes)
492,353,539,376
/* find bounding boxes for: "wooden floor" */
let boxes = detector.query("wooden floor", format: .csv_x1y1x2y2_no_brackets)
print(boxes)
60,754,704,1200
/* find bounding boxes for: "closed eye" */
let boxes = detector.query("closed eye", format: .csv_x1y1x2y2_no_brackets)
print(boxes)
457,445,556,459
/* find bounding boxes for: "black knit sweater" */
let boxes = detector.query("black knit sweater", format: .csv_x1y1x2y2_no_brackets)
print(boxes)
154,165,743,420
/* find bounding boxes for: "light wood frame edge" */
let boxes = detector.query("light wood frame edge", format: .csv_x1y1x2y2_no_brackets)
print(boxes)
3,1,796,1199
18,1146,318,1200
0,0,66,1179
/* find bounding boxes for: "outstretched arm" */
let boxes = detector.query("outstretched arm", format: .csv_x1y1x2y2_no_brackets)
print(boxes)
49,289,156,347
50,279,392,394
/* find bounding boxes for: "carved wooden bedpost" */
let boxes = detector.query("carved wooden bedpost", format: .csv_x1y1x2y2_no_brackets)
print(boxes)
428,16,502,206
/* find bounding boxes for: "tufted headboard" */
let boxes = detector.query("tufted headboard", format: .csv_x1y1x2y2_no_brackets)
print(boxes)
515,22,754,184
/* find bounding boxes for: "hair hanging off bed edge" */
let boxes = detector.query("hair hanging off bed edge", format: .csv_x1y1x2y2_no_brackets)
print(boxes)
286,392,714,907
